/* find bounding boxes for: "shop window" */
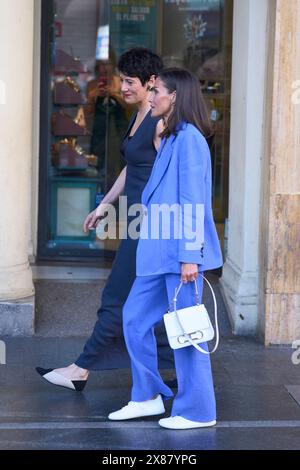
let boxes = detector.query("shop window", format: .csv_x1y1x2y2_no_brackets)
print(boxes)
38,0,232,262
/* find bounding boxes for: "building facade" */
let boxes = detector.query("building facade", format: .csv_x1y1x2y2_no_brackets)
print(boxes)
0,0,299,345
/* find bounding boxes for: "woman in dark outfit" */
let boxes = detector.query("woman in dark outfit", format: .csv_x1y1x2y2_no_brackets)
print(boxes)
36,48,165,391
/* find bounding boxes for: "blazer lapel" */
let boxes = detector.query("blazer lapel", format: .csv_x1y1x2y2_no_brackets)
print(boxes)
142,134,177,206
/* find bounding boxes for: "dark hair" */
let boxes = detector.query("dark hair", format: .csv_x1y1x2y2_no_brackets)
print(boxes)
117,47,163,86
157,68,213,140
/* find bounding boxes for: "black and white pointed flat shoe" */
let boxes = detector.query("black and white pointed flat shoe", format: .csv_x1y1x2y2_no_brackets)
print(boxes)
35,367,87,391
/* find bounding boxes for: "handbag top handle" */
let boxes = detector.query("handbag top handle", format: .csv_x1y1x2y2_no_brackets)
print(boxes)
170,274,220,354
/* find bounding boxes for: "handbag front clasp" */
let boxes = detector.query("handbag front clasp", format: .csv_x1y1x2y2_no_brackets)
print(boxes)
177,330,204,344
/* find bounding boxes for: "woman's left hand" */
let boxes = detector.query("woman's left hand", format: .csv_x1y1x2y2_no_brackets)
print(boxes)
181,263,199,283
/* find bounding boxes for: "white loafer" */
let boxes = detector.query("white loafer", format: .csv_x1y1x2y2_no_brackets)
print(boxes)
108,395,165,421
158,416,216,430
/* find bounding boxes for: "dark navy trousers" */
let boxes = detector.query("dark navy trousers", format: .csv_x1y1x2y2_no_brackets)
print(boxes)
75,236,137,370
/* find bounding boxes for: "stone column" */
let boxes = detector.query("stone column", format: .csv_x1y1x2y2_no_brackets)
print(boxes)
259,0,300,345
0,0,35,335
219,0,269,335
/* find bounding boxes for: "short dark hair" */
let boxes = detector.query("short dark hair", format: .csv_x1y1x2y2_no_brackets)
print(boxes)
158,68,213,140
117,48,163,86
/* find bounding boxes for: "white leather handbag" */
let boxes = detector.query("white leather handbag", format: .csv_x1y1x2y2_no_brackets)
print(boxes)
163,274,219,355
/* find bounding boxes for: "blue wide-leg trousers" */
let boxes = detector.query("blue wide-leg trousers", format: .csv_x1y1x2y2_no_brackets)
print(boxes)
123,273,216,422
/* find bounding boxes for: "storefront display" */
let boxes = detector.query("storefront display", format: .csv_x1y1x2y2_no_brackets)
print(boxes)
38,0,232,261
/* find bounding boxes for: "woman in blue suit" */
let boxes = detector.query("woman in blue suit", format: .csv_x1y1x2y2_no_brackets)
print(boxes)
109,69,223,429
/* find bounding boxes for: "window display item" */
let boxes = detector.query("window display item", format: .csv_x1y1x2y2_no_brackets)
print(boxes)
52,140,88,169
74,106,87,129
52,139,97,170
54,76,85,105
54,49,85,73
52,110,89,136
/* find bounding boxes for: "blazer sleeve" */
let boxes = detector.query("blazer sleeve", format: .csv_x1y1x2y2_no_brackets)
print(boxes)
177,129,209,265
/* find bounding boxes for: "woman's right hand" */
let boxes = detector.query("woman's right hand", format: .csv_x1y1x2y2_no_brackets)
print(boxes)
83,203,108,233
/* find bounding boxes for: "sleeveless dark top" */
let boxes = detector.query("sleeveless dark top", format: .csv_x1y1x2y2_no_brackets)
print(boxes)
121,111,160,208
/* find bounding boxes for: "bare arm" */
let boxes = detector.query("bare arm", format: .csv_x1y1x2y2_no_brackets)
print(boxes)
83,166,127,232
101,165,127,205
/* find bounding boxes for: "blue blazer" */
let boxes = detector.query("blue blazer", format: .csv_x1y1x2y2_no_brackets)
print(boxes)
135,122,223,276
